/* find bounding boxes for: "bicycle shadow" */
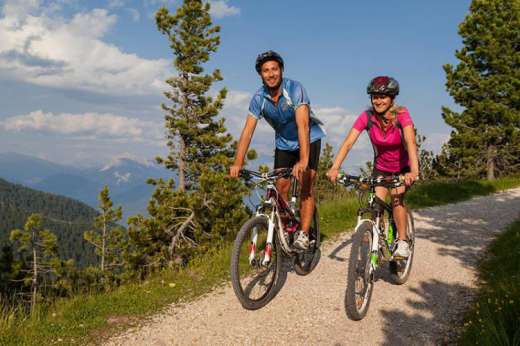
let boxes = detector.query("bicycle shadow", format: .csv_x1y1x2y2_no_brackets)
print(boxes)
255,248,324,307
376,190,520,344
327,237,352,262
413,191,520,268
380,279,472,345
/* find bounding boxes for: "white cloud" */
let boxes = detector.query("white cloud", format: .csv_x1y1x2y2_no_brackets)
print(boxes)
143,0,176,7
126,8,141,22
108,0,126,9
0,2,169,95
143,0,239,19
208,1,239,18
0,110,163,143
1,0,41,23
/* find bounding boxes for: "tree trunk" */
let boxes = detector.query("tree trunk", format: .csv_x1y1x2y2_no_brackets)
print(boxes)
487,145,496,180
101,212,106,272
31,235,37,314
178,138,186,192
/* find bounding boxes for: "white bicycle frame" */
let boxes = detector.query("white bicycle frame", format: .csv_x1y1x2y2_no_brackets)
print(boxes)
352,192,385,273
249,180,293,266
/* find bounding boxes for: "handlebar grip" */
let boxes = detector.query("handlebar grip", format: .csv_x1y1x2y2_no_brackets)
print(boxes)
239,169,251,179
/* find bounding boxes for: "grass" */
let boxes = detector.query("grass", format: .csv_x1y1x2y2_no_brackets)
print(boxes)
458,218,520,345
0,245,234,345
1,175,519,345
405,175,520,209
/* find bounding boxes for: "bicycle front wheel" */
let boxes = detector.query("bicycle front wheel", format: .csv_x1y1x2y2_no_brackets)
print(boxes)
230,216,282,310
345,221,375,320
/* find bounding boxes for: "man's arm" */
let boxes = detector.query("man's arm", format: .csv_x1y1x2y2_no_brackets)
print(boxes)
230,115,258,177
293,104,310,178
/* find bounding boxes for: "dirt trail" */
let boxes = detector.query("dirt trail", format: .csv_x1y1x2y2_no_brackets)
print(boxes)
105,188,520,346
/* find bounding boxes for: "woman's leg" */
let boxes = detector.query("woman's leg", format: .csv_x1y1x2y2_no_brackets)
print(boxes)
390,185,407,240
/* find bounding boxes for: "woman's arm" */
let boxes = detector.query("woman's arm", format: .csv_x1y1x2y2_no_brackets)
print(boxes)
327,128,362,181
403,126,419,185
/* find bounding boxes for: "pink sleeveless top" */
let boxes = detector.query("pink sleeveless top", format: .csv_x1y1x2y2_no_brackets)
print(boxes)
352,107,414,172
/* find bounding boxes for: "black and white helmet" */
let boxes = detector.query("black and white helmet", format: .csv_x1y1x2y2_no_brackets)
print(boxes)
255,50,284,73
367,76,400,97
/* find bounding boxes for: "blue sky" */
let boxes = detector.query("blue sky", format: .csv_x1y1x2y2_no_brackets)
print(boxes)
0,0,471,170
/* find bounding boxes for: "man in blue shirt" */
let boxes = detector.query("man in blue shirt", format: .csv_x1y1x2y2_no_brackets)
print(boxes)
230,51,326,250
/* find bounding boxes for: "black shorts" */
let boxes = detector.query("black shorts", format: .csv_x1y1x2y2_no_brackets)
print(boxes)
274,140,321,171
372,166,410,177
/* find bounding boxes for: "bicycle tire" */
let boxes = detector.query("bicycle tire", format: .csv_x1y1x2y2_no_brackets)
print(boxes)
230,216,282,310
293,207,321,275
389,210,415,284
345,221,375,320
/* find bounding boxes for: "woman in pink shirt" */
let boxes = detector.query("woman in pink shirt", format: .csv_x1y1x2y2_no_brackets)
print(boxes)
327,76,419,258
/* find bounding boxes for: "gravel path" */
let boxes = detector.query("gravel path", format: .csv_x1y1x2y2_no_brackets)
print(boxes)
105,188,520,346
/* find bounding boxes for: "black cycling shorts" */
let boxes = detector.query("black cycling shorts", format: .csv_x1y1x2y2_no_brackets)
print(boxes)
274,140,321,171
372,166,410,177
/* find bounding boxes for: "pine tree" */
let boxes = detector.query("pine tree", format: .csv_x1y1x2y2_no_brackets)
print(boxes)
10,214,59,313
442,0,520,180
83,186,126,275
126,0,251,270
316,143,337,200
155,0,232,191
416,132,437,181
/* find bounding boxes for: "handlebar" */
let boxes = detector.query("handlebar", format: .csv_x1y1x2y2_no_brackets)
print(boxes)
337,172,405,189
239,168,293,181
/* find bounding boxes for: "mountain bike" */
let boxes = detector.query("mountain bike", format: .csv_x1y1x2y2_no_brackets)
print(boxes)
230,168,321,310
337,173,416,320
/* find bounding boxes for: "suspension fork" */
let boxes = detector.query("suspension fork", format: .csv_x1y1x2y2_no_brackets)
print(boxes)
261,207,276,265
370,215,380,268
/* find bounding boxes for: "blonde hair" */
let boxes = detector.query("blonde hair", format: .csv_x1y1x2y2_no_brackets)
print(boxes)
368,103,404,118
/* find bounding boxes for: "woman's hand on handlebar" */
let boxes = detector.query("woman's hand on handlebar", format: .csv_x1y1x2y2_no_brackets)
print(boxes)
404,171,419,187
326,167,340,182
229,164,242,178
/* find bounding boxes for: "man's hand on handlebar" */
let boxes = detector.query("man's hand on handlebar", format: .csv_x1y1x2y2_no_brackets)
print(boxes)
292,160,308,180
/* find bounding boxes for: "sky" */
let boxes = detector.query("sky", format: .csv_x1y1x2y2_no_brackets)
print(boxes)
0,0,472,170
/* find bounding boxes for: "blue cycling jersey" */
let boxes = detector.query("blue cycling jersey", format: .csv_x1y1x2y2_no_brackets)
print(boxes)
248,78,326,151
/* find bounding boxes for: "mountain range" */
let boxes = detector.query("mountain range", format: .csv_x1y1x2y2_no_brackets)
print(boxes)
0,152,174,219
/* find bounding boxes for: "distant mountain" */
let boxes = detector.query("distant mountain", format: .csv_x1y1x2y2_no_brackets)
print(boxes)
0,152,79,185
0,178,98,267
0,152,174,219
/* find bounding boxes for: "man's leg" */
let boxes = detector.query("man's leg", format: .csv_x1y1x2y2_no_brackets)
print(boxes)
299,169,317,233
276,177,291,202
274,147,297,203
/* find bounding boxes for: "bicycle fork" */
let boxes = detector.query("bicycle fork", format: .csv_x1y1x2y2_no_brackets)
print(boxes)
370,225,379,270
249,210,276,266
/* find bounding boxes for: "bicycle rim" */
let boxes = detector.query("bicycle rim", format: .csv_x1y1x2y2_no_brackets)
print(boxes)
346,223,374,320
230,216,281,310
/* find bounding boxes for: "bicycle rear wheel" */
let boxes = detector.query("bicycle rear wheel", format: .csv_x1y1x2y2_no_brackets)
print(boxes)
294,207,321,275
389,210,415,284
345,221,374,320
230,216,282,310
